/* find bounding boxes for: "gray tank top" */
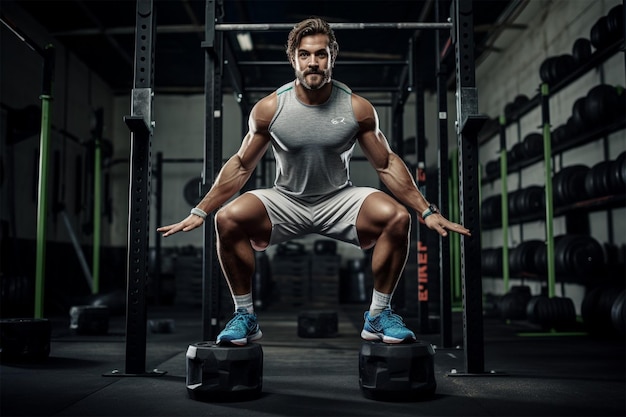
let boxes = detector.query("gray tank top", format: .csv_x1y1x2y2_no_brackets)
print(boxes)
268,80,360,203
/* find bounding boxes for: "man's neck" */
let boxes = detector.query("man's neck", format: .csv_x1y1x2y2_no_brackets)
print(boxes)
295,80,333,105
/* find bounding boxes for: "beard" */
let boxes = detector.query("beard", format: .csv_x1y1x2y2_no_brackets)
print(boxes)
295,68,332,90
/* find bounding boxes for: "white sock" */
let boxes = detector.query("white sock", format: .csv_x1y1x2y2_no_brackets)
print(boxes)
233,293,254,314
369,289,392,316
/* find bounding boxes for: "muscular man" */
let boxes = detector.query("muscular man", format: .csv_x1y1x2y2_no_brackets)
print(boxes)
158,17,470,346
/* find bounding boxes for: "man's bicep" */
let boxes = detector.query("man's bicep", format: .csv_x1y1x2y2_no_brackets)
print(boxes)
358,129,393,171
237,130,271,170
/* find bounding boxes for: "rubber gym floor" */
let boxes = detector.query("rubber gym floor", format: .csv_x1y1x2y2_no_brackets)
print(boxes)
1,304,624,417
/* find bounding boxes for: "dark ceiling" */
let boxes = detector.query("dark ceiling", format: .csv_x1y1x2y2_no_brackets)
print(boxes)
13,0,516,98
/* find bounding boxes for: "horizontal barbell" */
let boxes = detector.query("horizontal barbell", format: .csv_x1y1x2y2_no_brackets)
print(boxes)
52,21,453,37
215,22,453,31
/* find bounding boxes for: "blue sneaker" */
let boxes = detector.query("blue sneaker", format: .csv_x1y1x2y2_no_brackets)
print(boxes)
216,308,263,346
361,308,416,344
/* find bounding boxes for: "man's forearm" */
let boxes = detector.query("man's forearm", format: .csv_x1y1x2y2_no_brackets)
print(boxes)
195,155,254,213
377,154,430,214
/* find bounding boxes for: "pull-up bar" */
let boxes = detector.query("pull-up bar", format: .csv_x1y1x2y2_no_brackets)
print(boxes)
215,22,452,31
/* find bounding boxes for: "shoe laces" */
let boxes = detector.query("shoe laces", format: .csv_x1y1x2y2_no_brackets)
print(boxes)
225,309,254,330
377,309,406,327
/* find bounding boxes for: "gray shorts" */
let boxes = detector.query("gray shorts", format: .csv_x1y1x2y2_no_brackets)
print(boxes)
247,186,379,248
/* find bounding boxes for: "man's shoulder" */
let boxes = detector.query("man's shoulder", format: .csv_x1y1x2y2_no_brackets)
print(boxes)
332,80,352,95
251,92,278,126
276,80,295,96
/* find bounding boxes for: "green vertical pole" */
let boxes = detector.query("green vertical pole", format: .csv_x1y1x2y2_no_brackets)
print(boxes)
92,140,101,294
34,44,55,318
499,115,510,292
541,83,556,299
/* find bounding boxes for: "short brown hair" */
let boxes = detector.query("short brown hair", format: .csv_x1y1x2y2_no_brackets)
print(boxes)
286,17,339,65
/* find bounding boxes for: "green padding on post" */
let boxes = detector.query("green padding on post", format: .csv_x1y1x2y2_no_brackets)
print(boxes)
449,150,461,302
35,96,52,318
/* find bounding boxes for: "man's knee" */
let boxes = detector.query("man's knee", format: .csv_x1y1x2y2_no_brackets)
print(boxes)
388,207,411,237
215,206,238,237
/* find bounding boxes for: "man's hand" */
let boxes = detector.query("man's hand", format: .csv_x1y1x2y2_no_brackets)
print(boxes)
157,214,205,237
422,213,471,237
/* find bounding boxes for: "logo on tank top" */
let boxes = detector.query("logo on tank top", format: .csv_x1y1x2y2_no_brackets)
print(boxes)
331,117,346,125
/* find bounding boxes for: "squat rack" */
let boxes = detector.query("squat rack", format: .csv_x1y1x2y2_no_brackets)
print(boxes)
120,0,488,377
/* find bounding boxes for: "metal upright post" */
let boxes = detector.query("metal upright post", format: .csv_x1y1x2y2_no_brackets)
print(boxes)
92,108,104,295
434,0,452,348
201,0,224,341
154,151,164,304
412,37,432,334
452,0,489,375
107,0,164,377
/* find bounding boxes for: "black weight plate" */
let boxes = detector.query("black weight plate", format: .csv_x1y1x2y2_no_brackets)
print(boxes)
565,235,605,282
555,54,576,80
572,37,592,64
499,292,529,320
513,94,530,113
183,176,203,206
526,295,547,324
607,159,623,195
509,244,523,276
611,290,625,335
504,102,517,120
563,165,590,203
593,160,613,197
553,169,567,206
585,84,620,126
551,297,577,329
607,5,624,38
517,240,543,275
509,142,525,164
507,189,517,218
565,116,581,141
482,249,495,276
532,243,547,276
523,185,545,215
537,296,553,328
554,235,576,277
539,57,556,84
616,151,626,187
590,16,612,50
571,97,589,132
522,133,544,158
552,165,589,205
481,195,501,227
584,164,598,198
485,159,500,177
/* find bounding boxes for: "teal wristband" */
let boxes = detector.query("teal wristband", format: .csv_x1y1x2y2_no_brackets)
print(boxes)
421,204,439,220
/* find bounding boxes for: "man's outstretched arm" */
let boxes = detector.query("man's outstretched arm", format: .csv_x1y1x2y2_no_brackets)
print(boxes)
157,95,274,237
354,94,470,237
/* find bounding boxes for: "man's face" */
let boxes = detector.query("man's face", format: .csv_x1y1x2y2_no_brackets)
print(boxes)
293,33,333,90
